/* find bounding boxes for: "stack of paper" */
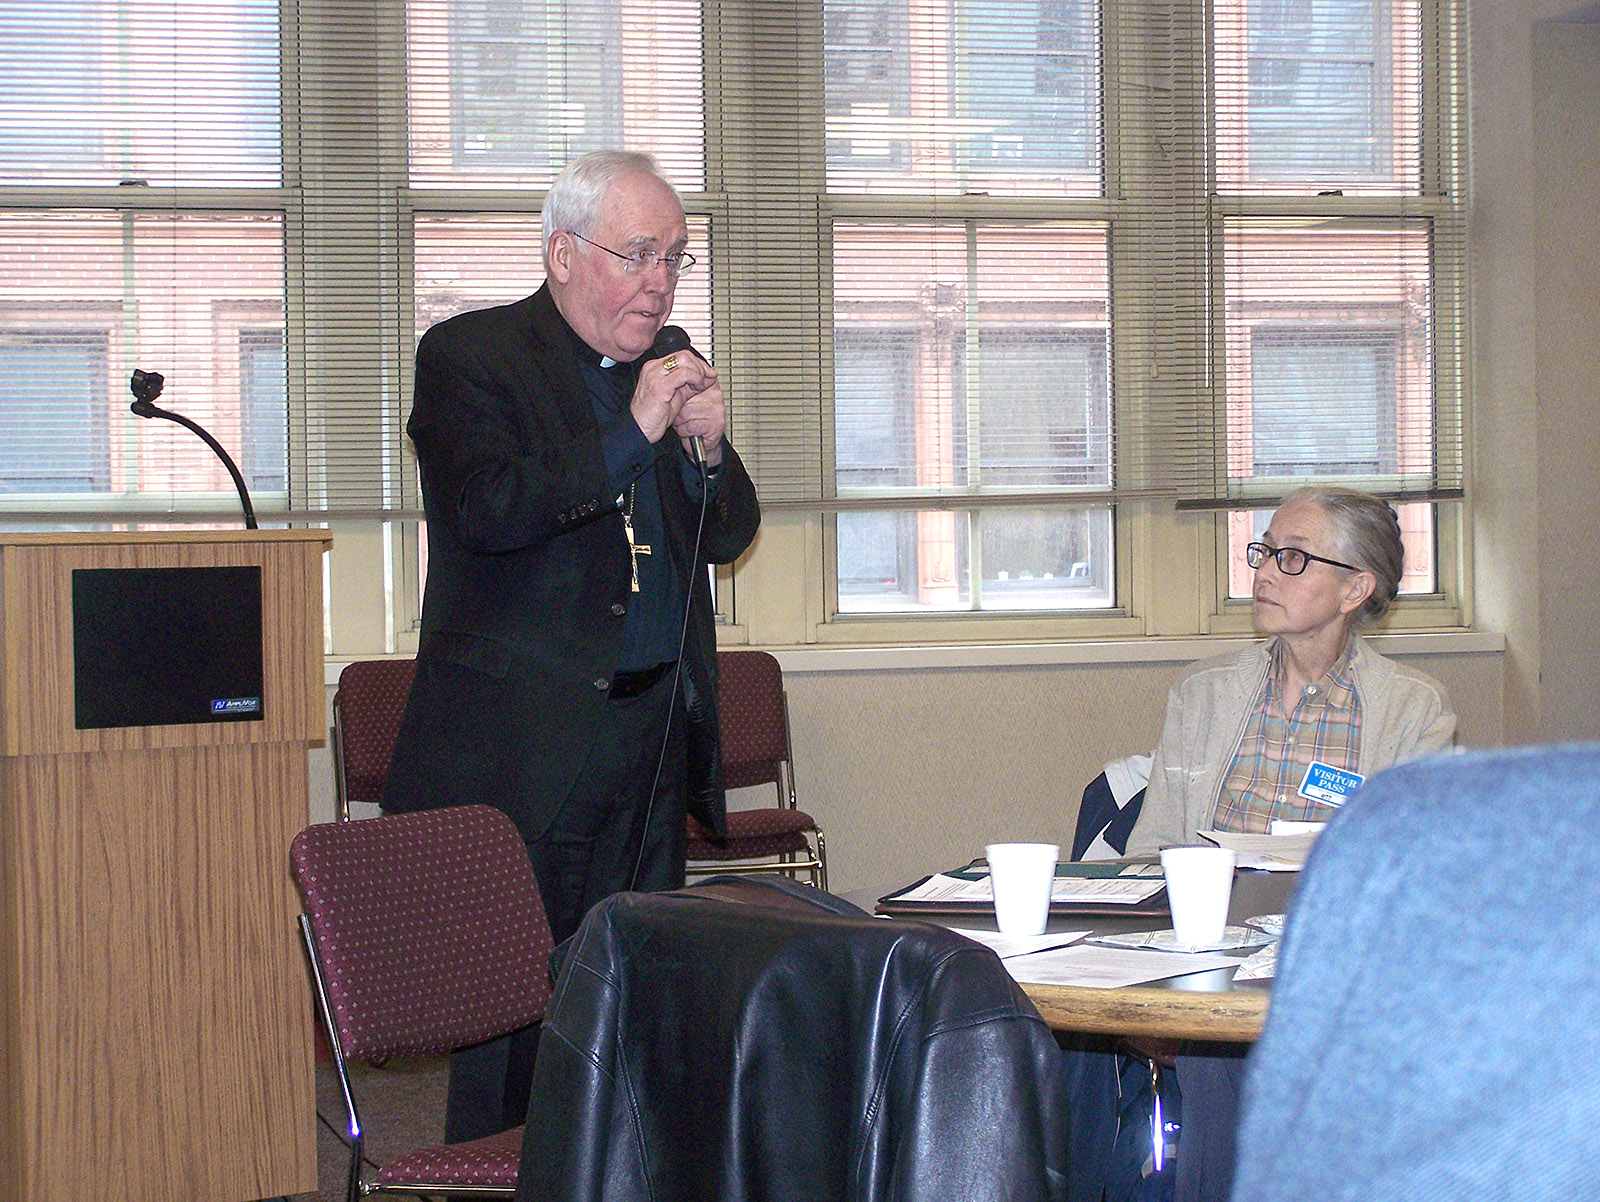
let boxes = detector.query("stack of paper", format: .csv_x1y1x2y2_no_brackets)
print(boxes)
889,872,1165,907
1198,827,1320,870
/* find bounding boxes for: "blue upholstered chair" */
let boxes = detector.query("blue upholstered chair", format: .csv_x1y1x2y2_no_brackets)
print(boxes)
1232,743,1600,1201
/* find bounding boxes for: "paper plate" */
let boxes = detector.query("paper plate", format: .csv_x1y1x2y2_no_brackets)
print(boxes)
1088,925,1271,953
1244,913,1286,937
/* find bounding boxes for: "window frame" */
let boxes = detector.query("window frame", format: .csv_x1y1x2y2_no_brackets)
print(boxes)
385,0,1468,646
0,0,1469,653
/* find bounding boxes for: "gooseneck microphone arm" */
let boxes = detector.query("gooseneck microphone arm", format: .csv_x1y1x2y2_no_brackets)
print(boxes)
128,369,258,530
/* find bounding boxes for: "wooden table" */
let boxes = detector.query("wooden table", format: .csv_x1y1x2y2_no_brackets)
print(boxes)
1022,869,1290,1042
860,868,1294,1044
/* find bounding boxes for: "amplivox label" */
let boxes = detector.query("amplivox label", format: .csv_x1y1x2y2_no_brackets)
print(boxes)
211,696,262,715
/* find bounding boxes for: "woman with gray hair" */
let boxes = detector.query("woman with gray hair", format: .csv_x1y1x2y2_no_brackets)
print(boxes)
1126,485,1455,853
1076,487,1458,1202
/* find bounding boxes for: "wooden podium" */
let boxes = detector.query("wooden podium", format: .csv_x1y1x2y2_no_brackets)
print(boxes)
0,530,330,1202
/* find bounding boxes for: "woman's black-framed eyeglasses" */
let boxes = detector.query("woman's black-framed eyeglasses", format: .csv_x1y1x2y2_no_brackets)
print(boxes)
1245,541,1360,575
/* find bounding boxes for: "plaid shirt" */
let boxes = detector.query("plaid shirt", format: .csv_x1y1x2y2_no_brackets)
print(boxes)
1213,640,1363,832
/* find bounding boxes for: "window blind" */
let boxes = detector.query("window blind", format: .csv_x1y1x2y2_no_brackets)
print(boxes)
0,0,411,522
1191,0,1468,510
289,0,410,520
0,0,1464,527
718,0,1465,513
0,1,289,522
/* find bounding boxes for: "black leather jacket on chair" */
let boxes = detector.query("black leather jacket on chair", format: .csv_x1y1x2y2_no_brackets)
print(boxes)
516,877,1069,1202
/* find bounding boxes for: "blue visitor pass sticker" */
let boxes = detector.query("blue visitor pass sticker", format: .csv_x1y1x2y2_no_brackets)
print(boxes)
1298,760,1364,807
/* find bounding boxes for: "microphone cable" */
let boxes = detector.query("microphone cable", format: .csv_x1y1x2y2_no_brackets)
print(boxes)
628,447,710,892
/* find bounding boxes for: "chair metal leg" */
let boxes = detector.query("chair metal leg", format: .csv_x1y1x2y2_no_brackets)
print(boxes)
299,914,367,1202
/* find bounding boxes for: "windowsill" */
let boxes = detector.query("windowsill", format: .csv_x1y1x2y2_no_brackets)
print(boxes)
756,629,1505,674
323,628,1504,684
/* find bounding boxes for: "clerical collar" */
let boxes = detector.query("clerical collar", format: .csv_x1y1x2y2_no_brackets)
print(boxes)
564,330,628,372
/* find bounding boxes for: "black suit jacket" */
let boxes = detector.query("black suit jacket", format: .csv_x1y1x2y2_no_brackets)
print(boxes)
382,284,760,841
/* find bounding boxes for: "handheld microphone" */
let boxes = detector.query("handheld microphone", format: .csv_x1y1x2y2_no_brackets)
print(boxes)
646,325,705,467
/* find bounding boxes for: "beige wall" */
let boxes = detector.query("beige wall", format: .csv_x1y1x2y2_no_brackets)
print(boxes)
315,641,1504,893
1531,13,1600,743
1470,0,1600,743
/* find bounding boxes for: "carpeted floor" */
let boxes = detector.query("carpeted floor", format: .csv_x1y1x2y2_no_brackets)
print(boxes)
294,1054,450,1202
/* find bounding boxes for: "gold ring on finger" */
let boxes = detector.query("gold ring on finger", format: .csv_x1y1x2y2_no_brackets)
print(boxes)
662,355,679,372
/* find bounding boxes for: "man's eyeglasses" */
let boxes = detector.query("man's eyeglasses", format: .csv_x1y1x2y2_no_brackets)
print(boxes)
569,231,696,278
1245,541,1360,576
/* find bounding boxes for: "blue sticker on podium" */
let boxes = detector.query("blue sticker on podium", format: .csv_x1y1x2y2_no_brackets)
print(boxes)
211,696,262,715
1298,760,1364,807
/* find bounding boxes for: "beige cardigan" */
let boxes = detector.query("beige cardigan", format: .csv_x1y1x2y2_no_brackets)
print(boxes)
1125,635,1456,855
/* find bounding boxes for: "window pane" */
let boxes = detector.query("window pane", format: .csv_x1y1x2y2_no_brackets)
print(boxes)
0,211,284,505
1224,219,1434,492
1215,0,1422,194
837,509,972,611
978,505,1112,609
1250,332,1388,476
833,220,1110,495
1226,502,1436,597
837,504,1112,612
825,0,1101,196
413,211,711,340
0,336,110,491
240,329,287,493
833,221,1113,613
0,0,281,187
835,328,920,491
408,0,706,189
977,328,1109,490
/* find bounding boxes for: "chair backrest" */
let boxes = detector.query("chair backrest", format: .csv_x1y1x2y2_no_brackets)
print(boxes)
290,805,553,1061
1232,744,1600,1201
332,658,418,807
1070,754,1151,861
715,649,791,793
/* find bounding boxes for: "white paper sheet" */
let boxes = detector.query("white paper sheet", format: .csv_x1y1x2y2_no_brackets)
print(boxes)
998,943,1241,988
948,927,1093,960
1087,926,1270,953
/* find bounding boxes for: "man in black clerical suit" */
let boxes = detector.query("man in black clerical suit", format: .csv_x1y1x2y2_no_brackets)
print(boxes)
383,149,760,1141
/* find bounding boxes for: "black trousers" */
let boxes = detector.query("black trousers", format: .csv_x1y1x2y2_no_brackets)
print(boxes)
1062,1040,1247,1202
444,666,688,1144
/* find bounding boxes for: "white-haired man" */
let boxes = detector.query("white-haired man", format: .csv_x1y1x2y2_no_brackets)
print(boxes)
384,150,760,1141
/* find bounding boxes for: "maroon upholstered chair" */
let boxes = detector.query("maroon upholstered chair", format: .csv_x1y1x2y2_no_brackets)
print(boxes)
685,649,828,890
330,658,417,821
290,805,554,1201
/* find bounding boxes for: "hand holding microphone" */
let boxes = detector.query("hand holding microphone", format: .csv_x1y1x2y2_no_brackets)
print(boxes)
636,325,723,467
